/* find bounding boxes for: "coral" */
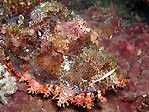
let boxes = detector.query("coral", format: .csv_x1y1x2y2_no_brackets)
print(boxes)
0,63,18,105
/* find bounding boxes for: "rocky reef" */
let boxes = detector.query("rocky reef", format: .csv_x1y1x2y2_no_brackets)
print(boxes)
0,0,148,112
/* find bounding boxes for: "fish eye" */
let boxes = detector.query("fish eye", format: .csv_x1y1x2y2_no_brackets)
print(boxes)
36,30,43,38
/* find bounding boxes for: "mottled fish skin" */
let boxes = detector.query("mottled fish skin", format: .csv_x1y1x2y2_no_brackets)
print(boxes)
1,1,126,109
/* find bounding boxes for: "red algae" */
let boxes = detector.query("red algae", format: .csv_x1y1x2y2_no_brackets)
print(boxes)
0,0,149,112
1,0,149,111
96,22,149,111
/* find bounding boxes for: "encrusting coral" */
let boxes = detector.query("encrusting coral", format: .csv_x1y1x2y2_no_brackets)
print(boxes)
0,0,127,109
0,63,18,105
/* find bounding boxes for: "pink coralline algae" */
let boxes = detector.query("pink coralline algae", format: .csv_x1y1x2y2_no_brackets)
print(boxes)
0,0,126,109
96,22,149,112
0,0,148,111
